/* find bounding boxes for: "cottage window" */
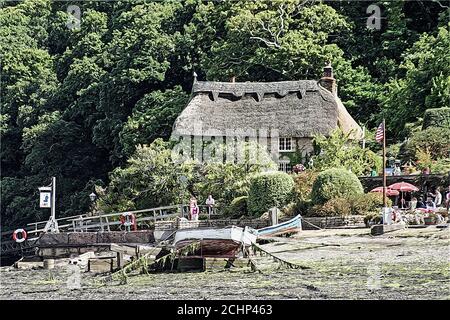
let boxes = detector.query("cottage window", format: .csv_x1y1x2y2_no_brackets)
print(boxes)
279,137,293,152
278,160,292,173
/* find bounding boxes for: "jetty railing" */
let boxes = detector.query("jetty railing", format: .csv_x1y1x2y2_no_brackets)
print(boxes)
1,203,226,255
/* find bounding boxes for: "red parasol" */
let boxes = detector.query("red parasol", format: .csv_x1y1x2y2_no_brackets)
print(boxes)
388,182,419,192
370,187,400,196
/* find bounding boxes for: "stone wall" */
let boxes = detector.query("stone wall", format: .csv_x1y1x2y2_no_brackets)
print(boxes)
301,215,365,230
37,230,154,247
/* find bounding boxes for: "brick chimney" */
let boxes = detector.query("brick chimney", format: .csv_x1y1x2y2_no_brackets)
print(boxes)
319,62,337,96
230,75,236,83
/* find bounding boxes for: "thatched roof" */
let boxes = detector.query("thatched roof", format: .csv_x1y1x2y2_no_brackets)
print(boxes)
173,80,363,139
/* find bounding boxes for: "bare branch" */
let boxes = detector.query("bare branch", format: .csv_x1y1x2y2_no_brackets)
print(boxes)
434,0,449,9
275,4,286,44
249,36,281,48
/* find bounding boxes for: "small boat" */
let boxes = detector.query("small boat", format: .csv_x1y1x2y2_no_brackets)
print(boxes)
256,214,302,237
173,226,257,258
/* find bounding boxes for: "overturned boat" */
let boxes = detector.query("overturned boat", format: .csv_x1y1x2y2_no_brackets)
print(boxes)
256,215,302,237
173,226,258,258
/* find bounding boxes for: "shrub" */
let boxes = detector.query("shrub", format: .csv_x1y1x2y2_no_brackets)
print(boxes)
290,170,318,216
293,170,318,202
309,198,352,217
311,168,364,205
305,193,392,217
248,171,294,216
422,107,450,129
349,193,392,215
430,158,450,174
229,196,248,216
406,127,450,160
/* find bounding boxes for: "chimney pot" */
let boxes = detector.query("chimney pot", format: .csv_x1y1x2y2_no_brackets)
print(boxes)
320,62,337,96
323,62,333,78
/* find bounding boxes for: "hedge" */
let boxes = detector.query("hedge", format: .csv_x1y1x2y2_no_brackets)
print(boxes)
311,168,363,205
422,107,450,129
248,171,294,216
229,196,248,216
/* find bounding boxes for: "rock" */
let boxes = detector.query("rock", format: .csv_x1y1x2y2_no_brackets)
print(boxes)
371,223,405,236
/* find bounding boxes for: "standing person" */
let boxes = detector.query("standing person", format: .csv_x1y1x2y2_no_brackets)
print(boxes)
205,194,215,217
189,197,199,221
433,187,442,207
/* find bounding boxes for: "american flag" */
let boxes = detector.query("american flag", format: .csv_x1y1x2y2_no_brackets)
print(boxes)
375,122,384,144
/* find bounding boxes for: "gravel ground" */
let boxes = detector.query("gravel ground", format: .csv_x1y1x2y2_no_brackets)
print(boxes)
1,227,449,300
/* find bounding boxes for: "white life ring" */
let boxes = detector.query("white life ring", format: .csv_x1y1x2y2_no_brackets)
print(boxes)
13,229,27,243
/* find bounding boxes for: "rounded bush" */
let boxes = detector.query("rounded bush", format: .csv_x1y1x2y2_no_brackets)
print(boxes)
311,168,363,205
248,171,294,216
229,196,248,216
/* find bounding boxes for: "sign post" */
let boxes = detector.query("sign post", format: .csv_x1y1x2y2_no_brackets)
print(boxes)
39,187,51,208
39,177,59,233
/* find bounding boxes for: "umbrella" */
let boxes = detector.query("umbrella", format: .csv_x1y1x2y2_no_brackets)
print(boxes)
388,182,419,209
370,187,399,196
388,182,419,192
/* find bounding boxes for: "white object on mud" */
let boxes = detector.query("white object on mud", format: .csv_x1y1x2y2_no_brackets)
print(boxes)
174,226,257,247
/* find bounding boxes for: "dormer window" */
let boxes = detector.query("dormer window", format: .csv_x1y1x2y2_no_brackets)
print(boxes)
279,137,293,152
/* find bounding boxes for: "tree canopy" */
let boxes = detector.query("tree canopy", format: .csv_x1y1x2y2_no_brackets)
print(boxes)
1,0,448,228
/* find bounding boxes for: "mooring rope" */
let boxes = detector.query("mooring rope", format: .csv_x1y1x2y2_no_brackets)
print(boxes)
249,243,310,271
104,241,202,284
301,219,323,230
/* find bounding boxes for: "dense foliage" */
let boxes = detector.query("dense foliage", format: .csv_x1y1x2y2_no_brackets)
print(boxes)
308,193,391,217
311,168,364,205
248,171,294,216
97,139,276,213
311,129,382,176
422,107,450,129
1,0,448,228
228,196,249,217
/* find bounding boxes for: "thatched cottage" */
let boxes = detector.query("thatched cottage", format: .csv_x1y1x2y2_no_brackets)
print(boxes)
172,64,363,172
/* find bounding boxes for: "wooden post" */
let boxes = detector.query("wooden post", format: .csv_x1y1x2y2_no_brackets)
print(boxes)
382,119,387,209
117,252,124,269
270,207,278,226
105,216,111,232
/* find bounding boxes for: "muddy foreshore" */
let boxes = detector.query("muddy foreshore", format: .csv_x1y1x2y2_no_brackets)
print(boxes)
1,227,449,300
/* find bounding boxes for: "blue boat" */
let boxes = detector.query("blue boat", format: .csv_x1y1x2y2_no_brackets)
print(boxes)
256,215,302,237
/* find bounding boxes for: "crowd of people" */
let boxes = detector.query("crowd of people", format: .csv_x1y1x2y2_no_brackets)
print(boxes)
408,186,449,211
391,186,449,225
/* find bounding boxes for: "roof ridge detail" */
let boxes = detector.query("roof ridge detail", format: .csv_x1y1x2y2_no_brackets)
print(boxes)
193,80,319,97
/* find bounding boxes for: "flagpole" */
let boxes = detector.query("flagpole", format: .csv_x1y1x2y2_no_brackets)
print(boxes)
382,119,387,209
